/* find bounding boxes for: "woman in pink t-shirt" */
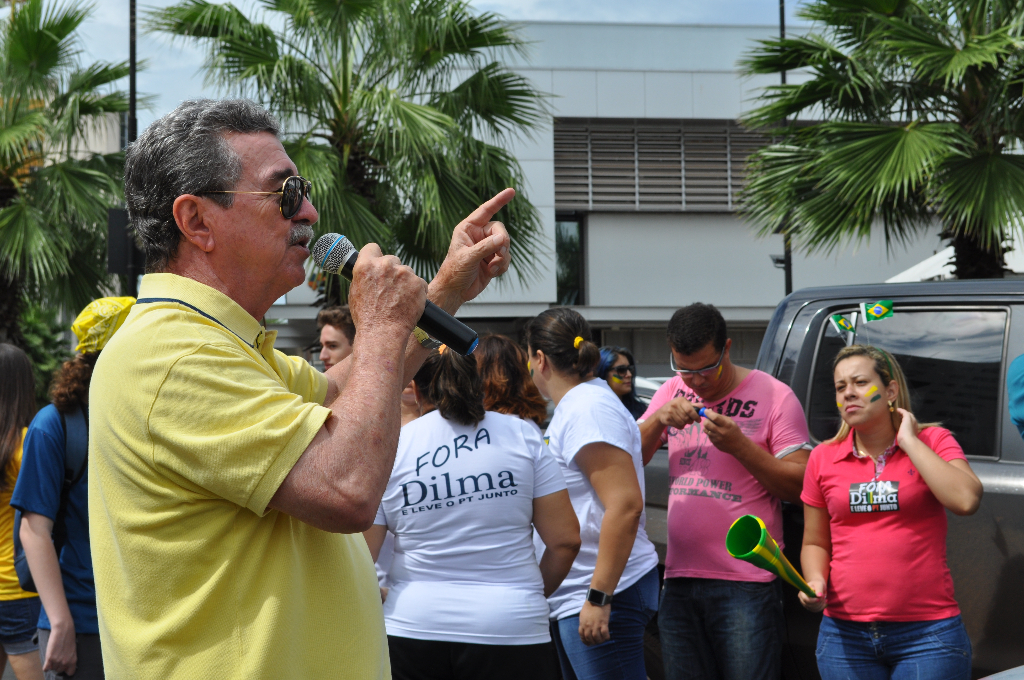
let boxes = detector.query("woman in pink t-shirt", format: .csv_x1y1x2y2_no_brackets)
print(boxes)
799,345,982,680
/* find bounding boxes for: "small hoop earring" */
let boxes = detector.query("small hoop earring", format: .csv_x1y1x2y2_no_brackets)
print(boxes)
888,400,896,413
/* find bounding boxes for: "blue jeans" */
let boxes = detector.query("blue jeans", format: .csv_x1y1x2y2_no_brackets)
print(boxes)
0,596,41,656
552,567,659,680
658,577,783,680
816,614,971,680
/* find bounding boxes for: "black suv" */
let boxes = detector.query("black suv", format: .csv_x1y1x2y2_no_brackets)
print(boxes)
643,280,1024,679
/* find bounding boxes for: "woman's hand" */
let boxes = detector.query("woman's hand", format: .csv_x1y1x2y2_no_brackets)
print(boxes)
895,408,920,449
798,579,827,613
579,602,611,645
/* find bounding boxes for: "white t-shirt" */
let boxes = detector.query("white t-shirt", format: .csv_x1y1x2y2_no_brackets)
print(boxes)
542,379,660,621
375,410,567,644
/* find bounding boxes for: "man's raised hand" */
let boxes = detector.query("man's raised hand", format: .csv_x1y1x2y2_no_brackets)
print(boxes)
431,188,515,313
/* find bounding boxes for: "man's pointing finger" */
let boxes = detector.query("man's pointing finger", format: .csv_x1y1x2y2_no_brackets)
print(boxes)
465,188,515,226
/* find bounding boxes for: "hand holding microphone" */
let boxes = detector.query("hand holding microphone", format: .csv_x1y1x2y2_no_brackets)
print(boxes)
312,234,480,355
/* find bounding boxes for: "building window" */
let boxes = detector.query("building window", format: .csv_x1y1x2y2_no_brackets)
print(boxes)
553,119,765,212
555,216,585,305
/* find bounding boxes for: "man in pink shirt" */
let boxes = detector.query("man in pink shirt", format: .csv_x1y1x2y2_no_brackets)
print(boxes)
639,303,811,680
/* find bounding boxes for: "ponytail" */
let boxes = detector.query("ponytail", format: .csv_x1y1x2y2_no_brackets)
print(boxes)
413,349,486,427
525,307,600,379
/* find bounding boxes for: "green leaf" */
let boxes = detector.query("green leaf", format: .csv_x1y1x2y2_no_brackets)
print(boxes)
933,152,1024,250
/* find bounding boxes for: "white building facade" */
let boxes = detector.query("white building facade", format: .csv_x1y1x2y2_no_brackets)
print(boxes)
271,21,947,374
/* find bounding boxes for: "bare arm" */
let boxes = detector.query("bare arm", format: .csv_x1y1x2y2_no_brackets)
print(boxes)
639,397,702,465
897,411,982,516
363,524,388,563
575,443,646,645
532,490,581,597
269,248,425,533
701,409,809,503
798,503,831,613
639,418,667,465
269,191,515,533
21,513,77,675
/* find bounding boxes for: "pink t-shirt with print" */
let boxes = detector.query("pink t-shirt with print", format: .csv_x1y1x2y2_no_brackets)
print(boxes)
801,427,966,622
642,370,811,581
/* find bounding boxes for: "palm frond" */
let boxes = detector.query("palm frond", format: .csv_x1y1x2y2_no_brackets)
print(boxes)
877,14,1019,85
431,62,549,138
933,152,1024,249
0,195,73,285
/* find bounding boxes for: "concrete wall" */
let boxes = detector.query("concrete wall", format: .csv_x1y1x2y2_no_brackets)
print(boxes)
583,212,945,324
462,22,786,319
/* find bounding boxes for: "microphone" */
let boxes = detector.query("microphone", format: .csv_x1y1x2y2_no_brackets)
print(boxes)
311,233,480,355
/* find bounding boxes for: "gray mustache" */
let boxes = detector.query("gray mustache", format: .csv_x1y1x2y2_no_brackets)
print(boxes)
288,224,314,246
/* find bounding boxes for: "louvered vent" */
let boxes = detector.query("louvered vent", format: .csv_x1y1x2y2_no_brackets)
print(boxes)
554,119,764,212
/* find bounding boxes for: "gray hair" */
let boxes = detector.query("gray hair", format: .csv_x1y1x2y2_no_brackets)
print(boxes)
124,99,280,272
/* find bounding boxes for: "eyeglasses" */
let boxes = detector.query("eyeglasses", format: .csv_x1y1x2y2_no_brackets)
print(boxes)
200,175,312,219
670,346,726,378
610,365,635,377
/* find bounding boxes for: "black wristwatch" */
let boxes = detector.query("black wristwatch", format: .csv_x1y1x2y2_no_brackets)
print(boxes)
586,587,613,607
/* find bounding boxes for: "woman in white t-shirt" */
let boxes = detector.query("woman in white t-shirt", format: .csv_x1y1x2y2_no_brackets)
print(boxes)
364,349,581,680
374,381,422,598
526,308,661,680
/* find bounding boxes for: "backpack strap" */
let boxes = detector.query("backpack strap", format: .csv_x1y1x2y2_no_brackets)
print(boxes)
62,405,88,487
50,405,88,555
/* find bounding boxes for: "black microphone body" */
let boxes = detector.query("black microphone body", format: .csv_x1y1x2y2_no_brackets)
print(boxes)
311,233,479,355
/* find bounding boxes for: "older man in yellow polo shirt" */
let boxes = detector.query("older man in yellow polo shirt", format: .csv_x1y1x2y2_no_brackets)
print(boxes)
87,99,515,679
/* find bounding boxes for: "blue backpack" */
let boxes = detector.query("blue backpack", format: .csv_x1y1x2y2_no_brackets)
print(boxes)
12,406,89,593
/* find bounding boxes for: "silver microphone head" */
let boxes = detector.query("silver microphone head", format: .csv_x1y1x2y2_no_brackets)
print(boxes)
311,233,356,277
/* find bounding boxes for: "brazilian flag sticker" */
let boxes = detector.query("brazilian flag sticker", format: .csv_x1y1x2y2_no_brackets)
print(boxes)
829,314,855,335
860,300,894,322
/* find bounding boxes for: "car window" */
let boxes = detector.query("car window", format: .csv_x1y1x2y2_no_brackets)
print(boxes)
807,308,1007,458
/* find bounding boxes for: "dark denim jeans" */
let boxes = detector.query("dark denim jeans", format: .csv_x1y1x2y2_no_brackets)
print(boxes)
551,567,659,680
816,614,971,680
658,577,783,680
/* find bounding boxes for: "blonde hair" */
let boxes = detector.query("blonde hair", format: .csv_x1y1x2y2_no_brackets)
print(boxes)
828,345,939,443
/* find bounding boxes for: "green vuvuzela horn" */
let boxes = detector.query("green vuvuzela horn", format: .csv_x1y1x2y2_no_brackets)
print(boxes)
725,515,817,598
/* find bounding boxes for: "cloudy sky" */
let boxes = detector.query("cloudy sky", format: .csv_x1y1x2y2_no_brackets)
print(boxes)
56,0,805,131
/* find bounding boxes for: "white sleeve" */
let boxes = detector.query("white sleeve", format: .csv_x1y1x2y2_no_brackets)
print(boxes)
562,395,637,469
373,503,387,527
526,422,566,498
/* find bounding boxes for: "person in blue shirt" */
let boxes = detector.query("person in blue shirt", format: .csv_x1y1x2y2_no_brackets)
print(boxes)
12,297,134,680
1008,354,1024,439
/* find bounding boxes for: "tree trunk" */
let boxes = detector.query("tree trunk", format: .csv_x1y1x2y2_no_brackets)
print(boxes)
949,233,1006,279
0,274,25,347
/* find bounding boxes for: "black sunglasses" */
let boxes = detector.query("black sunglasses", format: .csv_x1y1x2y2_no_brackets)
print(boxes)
201,175,312,219
610,365,635,377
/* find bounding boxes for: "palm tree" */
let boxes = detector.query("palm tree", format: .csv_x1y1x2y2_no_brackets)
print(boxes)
739,0,1024,279
149,0,547,297
0,0,130,344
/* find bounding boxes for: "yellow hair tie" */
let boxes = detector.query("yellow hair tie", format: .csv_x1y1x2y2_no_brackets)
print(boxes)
438,344,449,355
574,336,584,349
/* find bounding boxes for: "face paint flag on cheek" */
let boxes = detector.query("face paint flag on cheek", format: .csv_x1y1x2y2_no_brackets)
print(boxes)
861,300,894,322
610,374,623,384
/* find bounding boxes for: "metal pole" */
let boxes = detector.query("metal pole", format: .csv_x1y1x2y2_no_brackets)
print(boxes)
129,0,137,144
782,0,790,292
127,0,140,297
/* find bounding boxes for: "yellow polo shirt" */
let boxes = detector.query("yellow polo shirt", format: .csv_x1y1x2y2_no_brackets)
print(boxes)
88,274,388,680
